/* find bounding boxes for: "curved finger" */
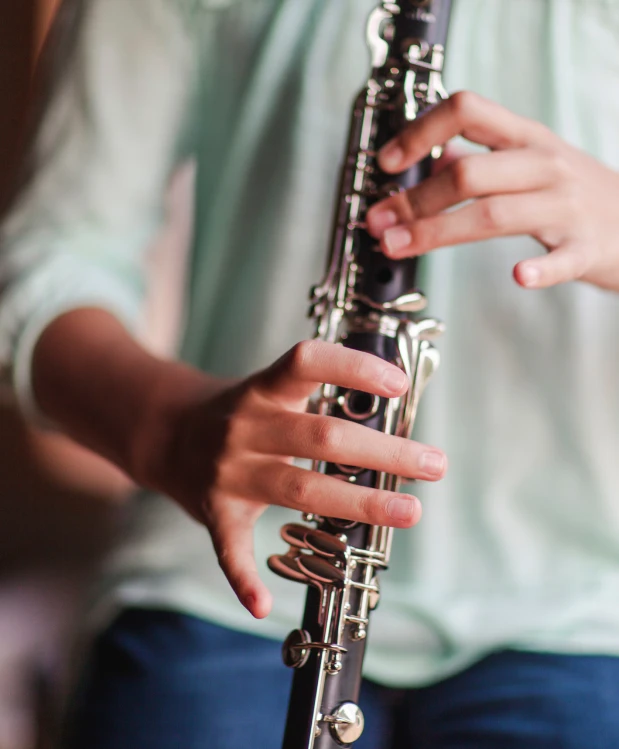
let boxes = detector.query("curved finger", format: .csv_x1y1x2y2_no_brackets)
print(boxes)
514,245,589,289
209,502,273,619
432,141,471,174
378,91,552,174
254,412,446,482
367,149,559,237
379,191,564,259
257,339,408,404
251,462,423,529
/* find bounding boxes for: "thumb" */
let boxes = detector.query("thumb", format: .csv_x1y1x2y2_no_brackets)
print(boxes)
210,502,273,619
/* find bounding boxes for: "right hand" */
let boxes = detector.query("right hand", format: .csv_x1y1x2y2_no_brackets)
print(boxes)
139,339,447,619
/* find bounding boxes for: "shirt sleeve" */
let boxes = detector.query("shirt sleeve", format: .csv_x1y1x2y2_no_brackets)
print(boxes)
0,0,197,423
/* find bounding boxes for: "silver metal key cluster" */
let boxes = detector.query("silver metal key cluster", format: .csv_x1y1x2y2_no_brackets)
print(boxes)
268,2,452,746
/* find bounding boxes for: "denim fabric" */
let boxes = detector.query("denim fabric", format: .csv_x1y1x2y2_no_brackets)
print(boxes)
63,608,619,749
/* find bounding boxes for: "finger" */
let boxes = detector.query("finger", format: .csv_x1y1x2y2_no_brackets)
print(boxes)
379,191,564,259
209,503,273,619
378,91,552,173
257,340,409,404
254,412,446,481
367,149,560,237
252,462,423,529
431,141,470,174
514,245,589,289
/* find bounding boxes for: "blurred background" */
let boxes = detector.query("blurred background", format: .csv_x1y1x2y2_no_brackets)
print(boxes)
0,3,192,746
0,8,125,749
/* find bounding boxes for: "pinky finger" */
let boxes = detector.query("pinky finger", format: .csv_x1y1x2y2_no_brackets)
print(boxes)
209,506,273,619
514,245,589,289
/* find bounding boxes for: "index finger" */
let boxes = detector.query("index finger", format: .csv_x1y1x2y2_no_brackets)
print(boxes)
378,91,552,173
256,340,408,404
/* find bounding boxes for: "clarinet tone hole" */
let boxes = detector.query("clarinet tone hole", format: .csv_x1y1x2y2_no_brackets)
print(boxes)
342,390,380,421
374,266,394,285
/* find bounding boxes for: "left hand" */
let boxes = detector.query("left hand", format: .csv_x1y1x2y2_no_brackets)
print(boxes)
366,91,619,292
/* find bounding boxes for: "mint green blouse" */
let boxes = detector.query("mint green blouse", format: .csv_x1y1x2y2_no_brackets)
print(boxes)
3,0,619,686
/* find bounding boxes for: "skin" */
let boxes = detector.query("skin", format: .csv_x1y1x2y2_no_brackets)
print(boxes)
34,89,615,620
33,311,446,619
367,91,619,292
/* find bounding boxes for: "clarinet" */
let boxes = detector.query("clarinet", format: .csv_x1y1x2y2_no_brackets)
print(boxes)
268,2,452,746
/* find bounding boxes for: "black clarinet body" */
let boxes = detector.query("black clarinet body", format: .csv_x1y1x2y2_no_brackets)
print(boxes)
268,2,453,746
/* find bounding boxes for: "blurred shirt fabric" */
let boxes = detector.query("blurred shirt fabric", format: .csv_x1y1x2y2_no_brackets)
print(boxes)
2,0,619,687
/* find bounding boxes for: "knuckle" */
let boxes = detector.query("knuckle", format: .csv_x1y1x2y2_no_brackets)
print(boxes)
355,489,377,523
347,351,373,383
449,90,477,122
238,380,268,415
566,249,588,280
450,157,476,198
312,418,344,453
287,339,317,375
212,528,235,569
479,197,508,231
198,496,213,526
201,484,222,510
216,543,242,585
530,120,555,145
559,182,583,217
225,412,251,449
217,543,232,568
214,454,234,491
544,148,573,182
284,470,313,512
386,439,412,475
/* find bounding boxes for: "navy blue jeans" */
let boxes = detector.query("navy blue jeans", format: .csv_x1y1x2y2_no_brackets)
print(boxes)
64,609,619,749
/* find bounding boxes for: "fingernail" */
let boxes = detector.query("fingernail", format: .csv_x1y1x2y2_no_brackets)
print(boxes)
382,367,407,393
388,496,416,522
383,226,412,256
520,265,540,288
380,142,404,171
420,451,446,476
367,208,398,236
245,594,256,610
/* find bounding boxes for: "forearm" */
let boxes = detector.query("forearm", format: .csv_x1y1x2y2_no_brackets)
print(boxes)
31,307,210,486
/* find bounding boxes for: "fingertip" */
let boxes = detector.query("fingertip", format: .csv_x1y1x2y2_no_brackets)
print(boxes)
401,496,423,528
382,226,414,258
387,494,422,528
420,450,448,481
382,366,409,396
412,496,423,525
513,262,541,289
378,142,405,173
244,589,273,619
366,206,398,238
380,237,394,258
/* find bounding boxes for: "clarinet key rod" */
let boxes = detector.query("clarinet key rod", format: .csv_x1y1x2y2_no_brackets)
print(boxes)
268,2,453,746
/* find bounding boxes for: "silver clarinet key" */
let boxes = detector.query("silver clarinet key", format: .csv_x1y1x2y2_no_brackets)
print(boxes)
270,2,453,746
